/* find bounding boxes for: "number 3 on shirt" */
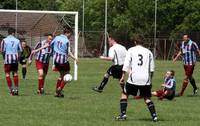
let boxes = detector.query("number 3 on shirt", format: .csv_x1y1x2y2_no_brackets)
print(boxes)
138,54,143,66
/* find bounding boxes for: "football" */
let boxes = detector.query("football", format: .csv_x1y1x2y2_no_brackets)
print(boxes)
63,74,73,82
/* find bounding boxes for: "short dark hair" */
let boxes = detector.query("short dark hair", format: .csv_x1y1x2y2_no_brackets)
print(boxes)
131,33,144,45
43,33,53,37
63,26,73,34
170,70,175,76
8,28,15,34
108,32,121,42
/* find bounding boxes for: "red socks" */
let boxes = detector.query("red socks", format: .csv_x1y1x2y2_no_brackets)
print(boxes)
6,76,12,89
38,79,44,90
56,79,62,89
56,79,66,90
180,79,189,96
13,75,19,88
60,80,65,90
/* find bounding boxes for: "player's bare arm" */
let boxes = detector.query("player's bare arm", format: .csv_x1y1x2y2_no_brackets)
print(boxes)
69,51,78,64
99,55,113,61
32,43,49,54
173,51,181,63
197,49,200,57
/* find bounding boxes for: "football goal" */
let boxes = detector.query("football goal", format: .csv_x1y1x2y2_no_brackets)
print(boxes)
0,9,79,80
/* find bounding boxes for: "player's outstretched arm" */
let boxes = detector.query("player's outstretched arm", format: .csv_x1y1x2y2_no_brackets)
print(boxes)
32,43,49,54
69,51,78,64
197,49,200,57
99,55,113,61
173,51,181,63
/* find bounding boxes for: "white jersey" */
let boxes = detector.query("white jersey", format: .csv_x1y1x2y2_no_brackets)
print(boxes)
109,43,127,65
123,45,154,86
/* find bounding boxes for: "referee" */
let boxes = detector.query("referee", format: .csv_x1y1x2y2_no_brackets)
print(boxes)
92,33,127,93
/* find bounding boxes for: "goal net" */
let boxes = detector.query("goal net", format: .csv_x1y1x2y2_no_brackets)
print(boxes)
0,9,78,80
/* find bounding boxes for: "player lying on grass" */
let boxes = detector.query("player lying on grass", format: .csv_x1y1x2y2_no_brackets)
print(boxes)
152,70,176,100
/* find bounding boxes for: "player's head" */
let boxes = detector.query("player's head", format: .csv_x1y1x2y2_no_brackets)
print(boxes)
46,33,53,43
21,40,27,48
108,33,117,47
165,70,175,78
131,34,144,45
8,28,16,35
183,34,189,42
63,26,73,38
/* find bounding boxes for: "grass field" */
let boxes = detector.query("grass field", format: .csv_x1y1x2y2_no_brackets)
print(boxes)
0,58,200,126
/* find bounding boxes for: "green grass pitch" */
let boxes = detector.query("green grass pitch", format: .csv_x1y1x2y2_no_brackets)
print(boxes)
0,58,200,126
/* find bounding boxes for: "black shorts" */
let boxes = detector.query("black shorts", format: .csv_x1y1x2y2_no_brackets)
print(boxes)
107,65,123,79
124,82,152,97
19,57,27,65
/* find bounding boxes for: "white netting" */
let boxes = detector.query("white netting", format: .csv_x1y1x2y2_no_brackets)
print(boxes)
0,10,79,80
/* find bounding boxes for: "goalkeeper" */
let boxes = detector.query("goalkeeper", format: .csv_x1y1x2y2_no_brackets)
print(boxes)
20,40,31,79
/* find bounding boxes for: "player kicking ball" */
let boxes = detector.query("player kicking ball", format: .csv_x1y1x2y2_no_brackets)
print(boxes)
152,70,176,100
32,26,78,97
92,34,127,93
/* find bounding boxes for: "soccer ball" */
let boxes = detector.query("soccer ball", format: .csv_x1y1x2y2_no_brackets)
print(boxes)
63,74,73,82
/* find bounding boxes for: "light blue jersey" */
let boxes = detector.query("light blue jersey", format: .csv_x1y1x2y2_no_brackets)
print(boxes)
1,35,22,64
51,34,70,64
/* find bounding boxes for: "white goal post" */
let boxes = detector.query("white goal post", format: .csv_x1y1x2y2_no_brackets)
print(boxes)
0,9,79,80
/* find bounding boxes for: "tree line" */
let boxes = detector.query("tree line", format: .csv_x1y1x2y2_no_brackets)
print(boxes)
1,0,200,39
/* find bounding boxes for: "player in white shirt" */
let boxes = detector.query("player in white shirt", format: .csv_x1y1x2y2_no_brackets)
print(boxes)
92,34,127,93
115,34,157,122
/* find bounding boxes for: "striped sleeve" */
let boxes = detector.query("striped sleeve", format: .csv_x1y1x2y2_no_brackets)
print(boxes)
193,42,199,50
33,41,41,50
18,41,23,53
165,79,174,89
29,41,41,61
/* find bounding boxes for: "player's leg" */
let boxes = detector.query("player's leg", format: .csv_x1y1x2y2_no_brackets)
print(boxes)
92,66,112,92
55,62,70,97
188,65,198,95
115,93,128,120
37,69,45,94
12,63,19,95
22,64,27,79
144,98,157,121
39,63,50,94
5,65,13,95
13,71,19,95
36,61,45,94
116,82,134,121
152,89,165,100
142,85,157,121
179,65,189,96
54,71,66,97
